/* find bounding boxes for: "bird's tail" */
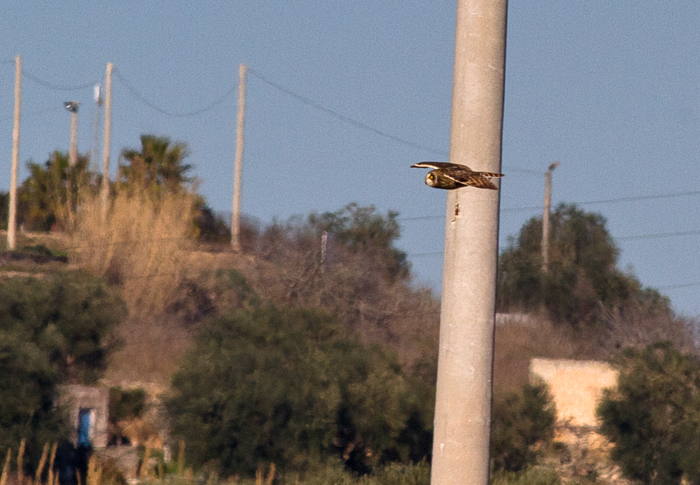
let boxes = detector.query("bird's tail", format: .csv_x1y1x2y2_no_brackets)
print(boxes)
476,171,504,178
469,176,499,190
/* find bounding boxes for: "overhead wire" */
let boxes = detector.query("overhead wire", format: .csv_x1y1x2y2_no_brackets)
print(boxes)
617,229,700,242
22,70,98,91
248,68,448,157
406,226,700,257
249,68,543,175
399,188,700,222
660,282,700,290
112,67,237,117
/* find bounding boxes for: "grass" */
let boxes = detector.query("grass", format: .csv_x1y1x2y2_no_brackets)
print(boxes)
491,467,561,485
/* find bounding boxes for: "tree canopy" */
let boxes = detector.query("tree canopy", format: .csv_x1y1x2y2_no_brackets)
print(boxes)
0,271,126,384
598,342,700,484
498,203,672,326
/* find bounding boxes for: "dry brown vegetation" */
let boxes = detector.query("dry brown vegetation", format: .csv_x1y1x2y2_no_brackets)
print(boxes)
69,189,196,316
493,317,595,392
248,220,441,370
65,189,200,383
493,304,699,393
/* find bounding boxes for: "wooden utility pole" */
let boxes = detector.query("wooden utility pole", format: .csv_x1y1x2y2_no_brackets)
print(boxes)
541,162,559,273
430,0,508,483
231,63,247,251
101,62,113,219
7,55,21,250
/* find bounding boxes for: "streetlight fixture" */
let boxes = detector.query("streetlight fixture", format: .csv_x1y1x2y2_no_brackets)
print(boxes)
64,101,79,167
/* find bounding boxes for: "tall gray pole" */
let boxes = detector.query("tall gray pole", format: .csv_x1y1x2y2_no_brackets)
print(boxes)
231,63,247,251
541,162,558,273
64,101,78,230
69,106,78,167
7,55,21,250
430,0,508,483
101,62,113,219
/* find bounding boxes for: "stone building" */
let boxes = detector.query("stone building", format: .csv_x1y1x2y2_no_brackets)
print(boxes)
57,385,109,449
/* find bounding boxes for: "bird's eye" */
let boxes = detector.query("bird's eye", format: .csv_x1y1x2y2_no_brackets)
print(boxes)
428,174,434,180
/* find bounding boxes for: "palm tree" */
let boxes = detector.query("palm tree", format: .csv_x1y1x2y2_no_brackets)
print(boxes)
19,151,93,231
119,134,193,195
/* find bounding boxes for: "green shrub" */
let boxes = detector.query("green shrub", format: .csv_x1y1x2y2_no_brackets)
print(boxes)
598,342,700,484
166,305,432,477
0,271,126,384
490,382,556,473
109,387,146,422
490,467,560,485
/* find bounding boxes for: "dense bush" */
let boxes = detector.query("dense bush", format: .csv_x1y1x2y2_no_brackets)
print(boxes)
490,382,556,473
0,271,126,470
252,204,440,368
166,305,433,477
598,342,700,484
0,271,126,383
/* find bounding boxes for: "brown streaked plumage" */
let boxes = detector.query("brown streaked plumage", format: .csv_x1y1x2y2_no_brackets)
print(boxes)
410,161,504,190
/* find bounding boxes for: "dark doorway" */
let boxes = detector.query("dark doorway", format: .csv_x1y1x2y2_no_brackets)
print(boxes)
78,408,92,447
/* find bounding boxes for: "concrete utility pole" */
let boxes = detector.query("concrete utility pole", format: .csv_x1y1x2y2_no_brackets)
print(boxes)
7,55,21,250
64,101,79,230
101,62,113,219
430,0,508,483
231,63,247,251
541,162,559,273
65,102,79,166
91,84,103,170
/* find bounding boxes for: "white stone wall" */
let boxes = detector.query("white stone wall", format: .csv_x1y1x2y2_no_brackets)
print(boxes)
57,385,109,448
530,358,618,427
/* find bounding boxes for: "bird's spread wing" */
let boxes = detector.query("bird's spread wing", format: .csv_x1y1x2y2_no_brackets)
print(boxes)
410,161,472,170
442,167,502,190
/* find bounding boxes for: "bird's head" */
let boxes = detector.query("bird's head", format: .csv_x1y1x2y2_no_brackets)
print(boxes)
425,171,439,187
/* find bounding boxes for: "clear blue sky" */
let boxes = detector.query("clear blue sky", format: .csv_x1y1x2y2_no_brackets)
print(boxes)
2,2,699,316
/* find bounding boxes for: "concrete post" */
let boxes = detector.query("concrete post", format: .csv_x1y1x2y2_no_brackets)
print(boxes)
231,64,247,251
542,162,558,273
101,62,113,219
430,0,508,483
7,55,21,250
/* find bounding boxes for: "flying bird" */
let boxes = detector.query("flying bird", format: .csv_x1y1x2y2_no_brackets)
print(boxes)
411,162,504,190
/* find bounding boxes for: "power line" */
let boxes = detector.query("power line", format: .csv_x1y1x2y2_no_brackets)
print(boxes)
405,228,700,258
410,251,444,257
248,68,449,156
112,67,237,117
22,70,97,91
660,282,700,290
249,69,542,175
576,190,700,206
617,229,700,242
399,188,700,222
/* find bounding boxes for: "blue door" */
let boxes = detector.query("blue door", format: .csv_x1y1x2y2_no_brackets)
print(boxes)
78,409,91,447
